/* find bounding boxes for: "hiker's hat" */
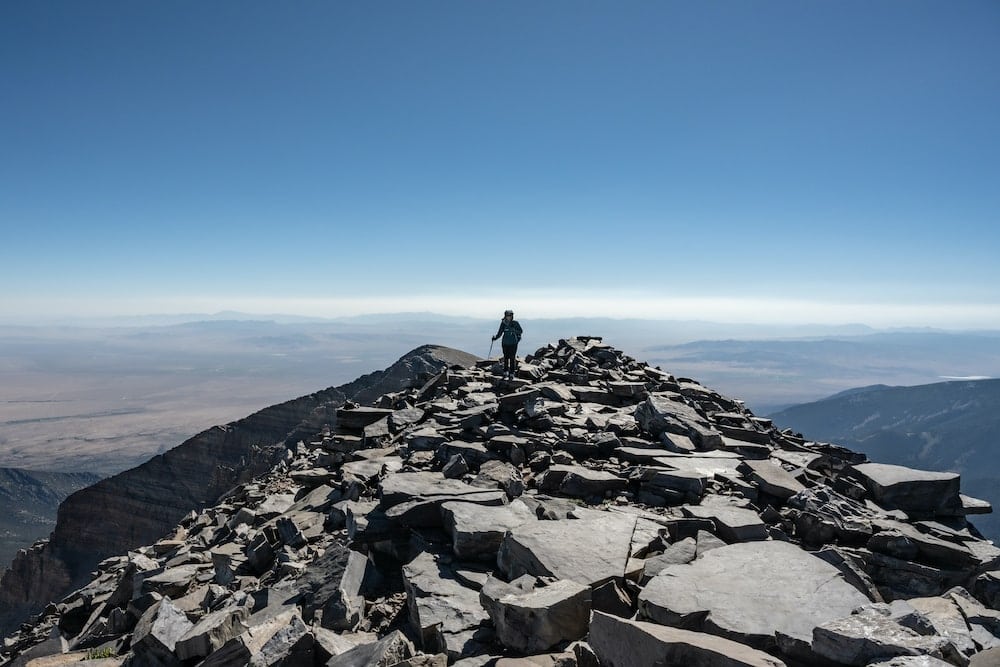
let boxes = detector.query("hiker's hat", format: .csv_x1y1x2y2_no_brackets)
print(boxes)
504,309,513,315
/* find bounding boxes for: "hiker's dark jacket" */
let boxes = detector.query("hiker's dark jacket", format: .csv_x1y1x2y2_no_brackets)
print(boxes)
494,320,523,346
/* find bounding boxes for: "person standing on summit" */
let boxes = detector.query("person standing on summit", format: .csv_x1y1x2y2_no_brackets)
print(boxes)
492,309,523,380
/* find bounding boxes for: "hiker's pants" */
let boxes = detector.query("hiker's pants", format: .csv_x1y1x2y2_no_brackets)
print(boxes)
502,344,518,373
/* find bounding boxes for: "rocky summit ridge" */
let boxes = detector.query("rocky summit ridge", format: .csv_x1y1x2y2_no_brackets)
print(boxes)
3,337,1000,667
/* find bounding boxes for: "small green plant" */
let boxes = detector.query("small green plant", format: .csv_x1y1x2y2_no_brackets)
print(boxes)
84,647,116,660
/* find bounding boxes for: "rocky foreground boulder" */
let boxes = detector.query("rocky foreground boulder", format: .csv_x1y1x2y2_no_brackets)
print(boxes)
3,337,1000,666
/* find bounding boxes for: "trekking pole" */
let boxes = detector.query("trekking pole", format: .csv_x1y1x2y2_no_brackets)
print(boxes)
487,339,495,360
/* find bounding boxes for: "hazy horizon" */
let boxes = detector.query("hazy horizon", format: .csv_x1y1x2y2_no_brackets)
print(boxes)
3,302,1000,333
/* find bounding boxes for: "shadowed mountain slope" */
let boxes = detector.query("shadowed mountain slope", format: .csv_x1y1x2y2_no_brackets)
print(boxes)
0,468,101,577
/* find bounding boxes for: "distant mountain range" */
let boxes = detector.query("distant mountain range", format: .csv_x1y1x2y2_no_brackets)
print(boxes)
647,331,1000,413
0,468,101,575
769,378,1000,543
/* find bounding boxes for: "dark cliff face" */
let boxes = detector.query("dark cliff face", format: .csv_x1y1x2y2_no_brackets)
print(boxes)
0,468,101,572
0,345,477,636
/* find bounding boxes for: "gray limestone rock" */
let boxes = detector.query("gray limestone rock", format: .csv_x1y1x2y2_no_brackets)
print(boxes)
498,513,637,586
386,490,507,529
970,648,1000,666
480,577,591,654
590,579,634,618
297,541,369,632
199,609,313,667
811,605,954,666
944,587,1000,652
175,604,251,661
402,552,490,658
907,594,978,661
868,658,955,666
336,407,395,431
442,500,536,560
694,529,727,557
380,472,497,509
634,395,722,449
325,629,415,667
869,519,979,570
404,427,448,451
640,537,697,583
973,571,1000,609
786,485,876,546
638,540,872,650
472,461,525,499
681,498,768,542
130,598,194,665
631,466,708,501
538,464,626,500
141,563,211,598
850,463,962,516
589,611,787,667
738,459,807,501
442,454,469,479
312,628,380,663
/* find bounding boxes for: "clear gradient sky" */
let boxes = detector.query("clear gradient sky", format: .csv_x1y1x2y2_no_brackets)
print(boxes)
2,2,998,327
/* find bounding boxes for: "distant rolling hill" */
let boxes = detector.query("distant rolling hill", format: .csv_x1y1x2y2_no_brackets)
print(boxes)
0,468,101,574
645,331,1000,414
769,379,1000,543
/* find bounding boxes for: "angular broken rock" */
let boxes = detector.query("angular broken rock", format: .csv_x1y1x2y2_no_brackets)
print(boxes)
296,541,369,632
850,463,962,516
589,611,787,667
638,540,872,651
442,500,536,560
634,395,722,448
175,603,250,661
380,472,501,509
129,598,194,665
680,498,768,543
498,513,637,586
738,459,806,501
811,604,954,666
403,551,490,658
200,609,313,667
480,577,591,654
907,594,978,661
325,629,415,667
537,464,627,499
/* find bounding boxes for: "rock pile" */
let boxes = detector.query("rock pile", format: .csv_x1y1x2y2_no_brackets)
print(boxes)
3,337,1000,666
0,345,477,639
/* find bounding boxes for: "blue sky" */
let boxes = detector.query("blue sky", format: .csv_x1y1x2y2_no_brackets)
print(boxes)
2,2,998,327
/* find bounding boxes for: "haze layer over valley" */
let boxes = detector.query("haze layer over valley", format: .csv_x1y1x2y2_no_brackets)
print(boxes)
3,314,998,477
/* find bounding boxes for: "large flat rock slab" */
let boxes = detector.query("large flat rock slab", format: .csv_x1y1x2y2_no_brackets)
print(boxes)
380,472,496,509
850,463,961,516
738,459,807,500
498,513,637,586
442,500,536,560
590,611,787,667
638,540,872,650
680,498,768,543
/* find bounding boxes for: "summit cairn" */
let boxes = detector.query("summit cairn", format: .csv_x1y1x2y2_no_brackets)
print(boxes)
3,337,1000,666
